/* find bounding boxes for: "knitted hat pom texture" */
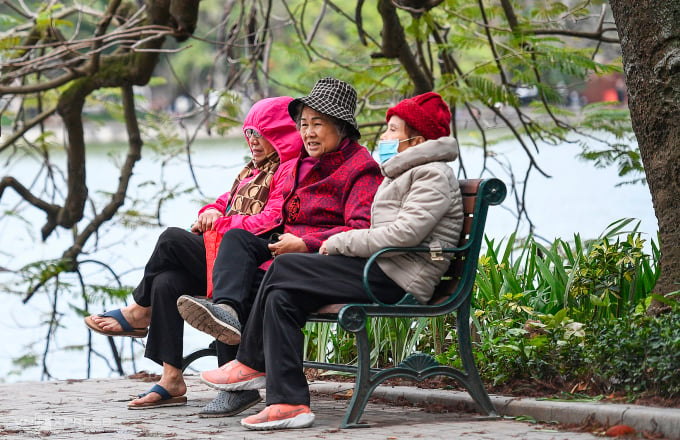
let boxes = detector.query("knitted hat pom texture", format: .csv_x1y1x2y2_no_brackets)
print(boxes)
386,92,451,140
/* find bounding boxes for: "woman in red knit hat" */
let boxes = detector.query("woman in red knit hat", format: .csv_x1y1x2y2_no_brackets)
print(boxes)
197,91,464,430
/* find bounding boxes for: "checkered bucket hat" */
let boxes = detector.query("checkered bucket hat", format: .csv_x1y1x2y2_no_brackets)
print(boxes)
288,77,360,139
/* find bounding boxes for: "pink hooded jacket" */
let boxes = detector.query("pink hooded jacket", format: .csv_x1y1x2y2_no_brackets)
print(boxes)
198,96,303,235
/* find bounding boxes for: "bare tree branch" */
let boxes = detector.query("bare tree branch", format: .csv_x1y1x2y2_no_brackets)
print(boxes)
0,176,61,215
377,0,432,93
0,107,58,154
305,0,327,45
61,84,142,263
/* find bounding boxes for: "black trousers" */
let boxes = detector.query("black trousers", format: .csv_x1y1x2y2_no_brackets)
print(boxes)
131,227,240,369
236,252,406,406
211,229,273,322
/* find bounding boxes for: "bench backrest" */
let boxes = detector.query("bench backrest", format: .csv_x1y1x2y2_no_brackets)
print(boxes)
427,178,506,307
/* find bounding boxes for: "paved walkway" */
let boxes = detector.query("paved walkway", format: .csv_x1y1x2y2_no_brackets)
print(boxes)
0,376,677,439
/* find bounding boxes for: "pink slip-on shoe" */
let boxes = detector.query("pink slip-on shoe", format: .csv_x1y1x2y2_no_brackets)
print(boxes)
200,360,266,391
241,404,315,430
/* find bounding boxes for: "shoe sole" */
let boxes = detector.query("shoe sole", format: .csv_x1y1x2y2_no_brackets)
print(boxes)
177,296,241,345
198,392,262,418
200,373,266,391
241,412,315,430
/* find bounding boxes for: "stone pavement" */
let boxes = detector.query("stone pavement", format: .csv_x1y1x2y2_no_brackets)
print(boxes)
0,375,677,439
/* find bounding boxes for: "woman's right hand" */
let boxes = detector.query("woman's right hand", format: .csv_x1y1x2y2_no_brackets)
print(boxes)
191,208,222,233
268,233,308,257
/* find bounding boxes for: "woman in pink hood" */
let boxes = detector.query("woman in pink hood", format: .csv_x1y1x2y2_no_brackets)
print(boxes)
84,96,302,411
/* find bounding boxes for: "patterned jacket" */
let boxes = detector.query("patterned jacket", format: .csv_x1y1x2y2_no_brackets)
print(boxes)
262,139,382,260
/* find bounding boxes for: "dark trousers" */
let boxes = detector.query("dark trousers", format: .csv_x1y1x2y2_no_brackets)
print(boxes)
132,227,241,369
216,270,265,364
211,229,272,322
236,252,406,406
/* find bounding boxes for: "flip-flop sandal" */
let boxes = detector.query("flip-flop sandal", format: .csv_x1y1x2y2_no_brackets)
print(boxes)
128,384,187,410
84,308,149,338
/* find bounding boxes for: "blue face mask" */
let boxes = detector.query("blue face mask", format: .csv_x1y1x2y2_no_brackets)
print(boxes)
377,137,417,163
377,139,399,163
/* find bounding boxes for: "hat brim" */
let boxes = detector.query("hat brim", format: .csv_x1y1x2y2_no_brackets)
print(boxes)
288,98,360,140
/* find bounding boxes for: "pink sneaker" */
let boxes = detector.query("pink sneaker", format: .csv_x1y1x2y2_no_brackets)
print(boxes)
241,404,315,430
201,360,266,391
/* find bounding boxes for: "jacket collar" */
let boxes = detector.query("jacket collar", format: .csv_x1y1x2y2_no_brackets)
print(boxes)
380,136,459,178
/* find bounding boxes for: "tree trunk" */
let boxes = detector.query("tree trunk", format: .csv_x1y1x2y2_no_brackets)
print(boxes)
610,0,680,310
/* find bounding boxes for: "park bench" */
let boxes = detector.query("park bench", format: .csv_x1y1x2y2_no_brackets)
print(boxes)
182,177,506,428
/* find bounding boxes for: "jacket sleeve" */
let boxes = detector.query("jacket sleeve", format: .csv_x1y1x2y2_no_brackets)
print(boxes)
198,190,231,216
325,166,454,257
300,164,382,252
211,163,289,235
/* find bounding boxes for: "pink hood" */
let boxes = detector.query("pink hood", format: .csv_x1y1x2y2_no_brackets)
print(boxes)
198,97,302,235
243,96,302,163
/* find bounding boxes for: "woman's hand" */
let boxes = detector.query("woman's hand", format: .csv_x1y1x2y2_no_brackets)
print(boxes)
319,241,329,255
191,208,222,233
268,233,308,257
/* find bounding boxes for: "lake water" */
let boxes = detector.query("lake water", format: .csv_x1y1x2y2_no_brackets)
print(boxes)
0,136,657,383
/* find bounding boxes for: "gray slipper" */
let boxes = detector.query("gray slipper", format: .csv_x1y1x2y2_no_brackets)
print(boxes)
199,390,262,418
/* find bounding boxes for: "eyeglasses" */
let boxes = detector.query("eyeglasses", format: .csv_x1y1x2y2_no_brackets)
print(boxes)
245,129,263,139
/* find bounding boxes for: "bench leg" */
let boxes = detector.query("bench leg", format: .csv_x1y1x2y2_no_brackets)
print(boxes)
340,324,375,428
456,297,497,416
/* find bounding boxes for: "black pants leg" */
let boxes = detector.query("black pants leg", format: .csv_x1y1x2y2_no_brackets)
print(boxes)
132,227,207,369
237,253,405,406
215,269,265,365
211,229,271,321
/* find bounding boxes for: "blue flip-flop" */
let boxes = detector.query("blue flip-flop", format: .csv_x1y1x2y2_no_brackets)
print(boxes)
128,384,187,410
84,308,148,338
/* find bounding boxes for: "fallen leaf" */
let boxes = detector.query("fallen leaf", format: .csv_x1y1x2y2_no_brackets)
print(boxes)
605,424,636,437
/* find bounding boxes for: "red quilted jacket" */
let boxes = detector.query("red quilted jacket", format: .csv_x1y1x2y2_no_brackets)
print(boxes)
259,139,382,269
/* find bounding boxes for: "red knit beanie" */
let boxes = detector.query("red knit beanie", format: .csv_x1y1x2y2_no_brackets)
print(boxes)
386,92,451,140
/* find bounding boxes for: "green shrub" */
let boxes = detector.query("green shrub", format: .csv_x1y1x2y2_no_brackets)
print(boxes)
446,218,666,396
581,297,680,398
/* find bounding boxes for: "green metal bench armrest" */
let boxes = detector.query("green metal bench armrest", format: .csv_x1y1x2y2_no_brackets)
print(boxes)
360,244,470,306
359,177,506,309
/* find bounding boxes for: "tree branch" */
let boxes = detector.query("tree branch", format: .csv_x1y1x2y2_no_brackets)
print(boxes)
377,0,432,93
0,107,58,154
477,0,509,85
62,84,142,263
305,0,328,45
0,176,61,216
532,28,619,44
355,0,367,45
499,0,520,31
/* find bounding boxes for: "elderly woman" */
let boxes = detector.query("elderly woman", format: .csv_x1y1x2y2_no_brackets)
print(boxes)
177,77,382,347
84,96,302,411
198,92,464,430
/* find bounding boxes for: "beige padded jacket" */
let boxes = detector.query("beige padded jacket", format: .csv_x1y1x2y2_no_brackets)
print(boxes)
324,136,464,303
